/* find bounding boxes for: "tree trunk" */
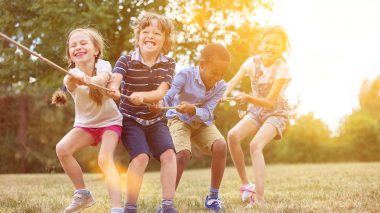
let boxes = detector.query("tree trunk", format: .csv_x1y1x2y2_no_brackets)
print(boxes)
15,95,29,173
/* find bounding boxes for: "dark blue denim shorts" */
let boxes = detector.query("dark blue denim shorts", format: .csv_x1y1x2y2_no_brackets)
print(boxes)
121,117,174,161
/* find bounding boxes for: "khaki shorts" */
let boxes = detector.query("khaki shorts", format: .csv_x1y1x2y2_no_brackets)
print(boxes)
167,117,225,155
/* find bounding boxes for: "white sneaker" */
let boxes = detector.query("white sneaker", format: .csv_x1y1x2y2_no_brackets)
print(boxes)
64,192,96,213
239,183,255,202
111,207,124,213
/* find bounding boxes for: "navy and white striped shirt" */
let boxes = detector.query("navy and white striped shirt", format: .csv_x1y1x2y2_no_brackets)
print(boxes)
113,48,175,125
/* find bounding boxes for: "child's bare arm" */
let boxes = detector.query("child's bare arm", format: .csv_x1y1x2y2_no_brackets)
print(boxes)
130,82,169,105
235,79,288,108
63,68,86,92
224,66,246,97
106,73,123,100
63,74,77,92
88,72,110,86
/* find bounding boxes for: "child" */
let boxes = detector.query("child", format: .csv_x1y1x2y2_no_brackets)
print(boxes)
224,26,291,207
107,12,178,213
163,43,231,213
53,28,123,213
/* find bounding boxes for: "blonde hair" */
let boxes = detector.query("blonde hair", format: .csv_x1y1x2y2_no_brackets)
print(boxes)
66,28,104,68
52,28,105,106
133,12,174,54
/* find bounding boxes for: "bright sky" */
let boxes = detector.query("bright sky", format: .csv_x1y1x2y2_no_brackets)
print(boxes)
258,0,380,131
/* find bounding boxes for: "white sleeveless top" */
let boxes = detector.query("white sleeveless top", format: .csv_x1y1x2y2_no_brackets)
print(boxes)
68,60,122,128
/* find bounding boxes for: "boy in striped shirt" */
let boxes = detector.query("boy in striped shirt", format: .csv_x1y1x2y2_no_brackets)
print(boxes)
108,12,177,213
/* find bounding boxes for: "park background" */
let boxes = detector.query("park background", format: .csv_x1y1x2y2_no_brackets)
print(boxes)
1,1,380,212
1,0,379,173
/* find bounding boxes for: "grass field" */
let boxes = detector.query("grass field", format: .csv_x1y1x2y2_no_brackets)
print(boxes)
1,163,379,213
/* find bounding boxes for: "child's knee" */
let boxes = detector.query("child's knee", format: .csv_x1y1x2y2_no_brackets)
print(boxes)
160,149,176,163
131,154,149,167
176,150,191,166
212,139,227,154
56,143,70,158
227,130,240,144
249,141,263,154
98,154,113,170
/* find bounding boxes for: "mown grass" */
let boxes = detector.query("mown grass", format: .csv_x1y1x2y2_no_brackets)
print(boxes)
1,163,379,213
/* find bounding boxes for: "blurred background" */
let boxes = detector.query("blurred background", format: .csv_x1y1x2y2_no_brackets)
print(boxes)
0,0,379,173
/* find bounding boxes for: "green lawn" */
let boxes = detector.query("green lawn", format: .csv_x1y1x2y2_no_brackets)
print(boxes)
1,163,379,213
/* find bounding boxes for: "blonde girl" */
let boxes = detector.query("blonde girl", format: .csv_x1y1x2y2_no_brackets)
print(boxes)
53,28,123,213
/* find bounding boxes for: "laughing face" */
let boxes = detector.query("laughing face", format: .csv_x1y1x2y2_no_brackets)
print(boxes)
258,33,286,65
138,19,165,56
68,31,99,66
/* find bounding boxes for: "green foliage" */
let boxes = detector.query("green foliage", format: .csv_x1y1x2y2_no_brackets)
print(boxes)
359,76,380,116
337,76,380,161
338,111,380,161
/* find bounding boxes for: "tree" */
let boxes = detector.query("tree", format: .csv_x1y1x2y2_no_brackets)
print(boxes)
359,76,380,116
337,76,380,161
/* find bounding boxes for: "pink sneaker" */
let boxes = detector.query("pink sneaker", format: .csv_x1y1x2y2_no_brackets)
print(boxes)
239,183,255,202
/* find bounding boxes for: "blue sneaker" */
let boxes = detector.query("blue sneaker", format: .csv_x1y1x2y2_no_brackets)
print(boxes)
204,195,224,212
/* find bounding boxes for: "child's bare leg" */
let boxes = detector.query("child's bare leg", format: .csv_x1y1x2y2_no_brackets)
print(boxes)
98,131,121,208
210,139,227,189
175,150,191,189
56,128,94,189
227,118,258,184
126,154,149,204
250,123,277,203
160,149,177,199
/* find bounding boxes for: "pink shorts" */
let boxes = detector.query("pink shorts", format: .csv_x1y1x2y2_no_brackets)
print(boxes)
75,125,122,146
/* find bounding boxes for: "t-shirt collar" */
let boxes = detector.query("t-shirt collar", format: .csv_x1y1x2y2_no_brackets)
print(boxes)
131,48,168,65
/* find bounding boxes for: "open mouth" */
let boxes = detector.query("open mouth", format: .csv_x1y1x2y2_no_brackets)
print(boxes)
74,51,87,57
265,51,275,57
144,41,156,48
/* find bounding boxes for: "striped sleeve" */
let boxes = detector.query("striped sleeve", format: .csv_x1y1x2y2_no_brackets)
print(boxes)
113,55,129,75
160,58,175,87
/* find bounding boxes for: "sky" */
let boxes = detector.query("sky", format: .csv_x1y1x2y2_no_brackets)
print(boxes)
257,0,380,131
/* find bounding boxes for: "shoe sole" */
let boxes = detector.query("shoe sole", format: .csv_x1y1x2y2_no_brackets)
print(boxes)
64,201,96,213
205,207,225,213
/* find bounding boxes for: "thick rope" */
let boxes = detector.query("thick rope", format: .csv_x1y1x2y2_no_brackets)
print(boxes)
0,32,134,101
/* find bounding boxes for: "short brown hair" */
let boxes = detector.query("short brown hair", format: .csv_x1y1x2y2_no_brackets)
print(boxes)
133,12,174,54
